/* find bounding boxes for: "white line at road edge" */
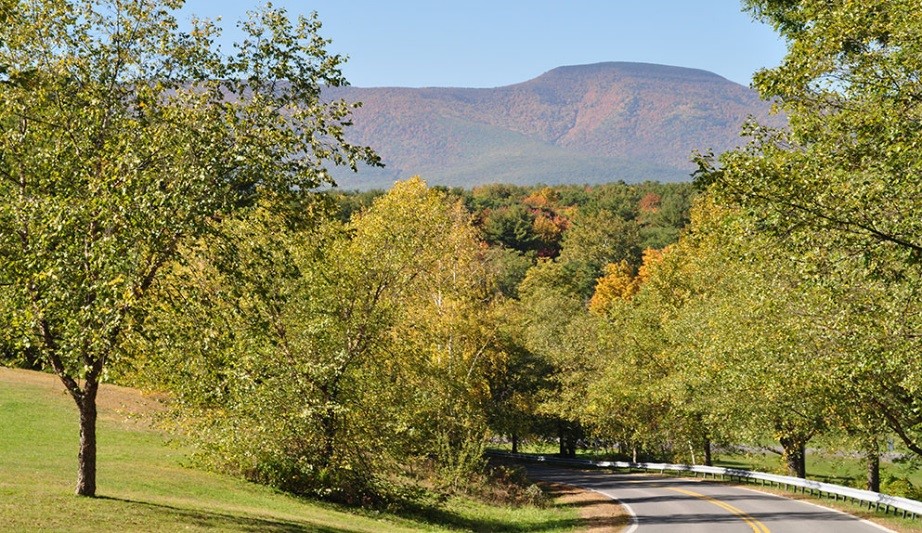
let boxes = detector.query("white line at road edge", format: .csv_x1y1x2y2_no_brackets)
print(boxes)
733,483,895,533
587,486,639,533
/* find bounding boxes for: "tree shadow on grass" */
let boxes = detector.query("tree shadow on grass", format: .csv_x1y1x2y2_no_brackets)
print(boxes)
387,482,628,532
97,496,348,532
389,500,585,533
99,494,588,533
100,481,616,533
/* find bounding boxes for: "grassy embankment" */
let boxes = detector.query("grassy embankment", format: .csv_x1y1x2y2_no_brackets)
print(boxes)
0,367,622,532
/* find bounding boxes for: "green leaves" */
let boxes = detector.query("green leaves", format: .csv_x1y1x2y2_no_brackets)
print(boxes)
719,1,922,262
0,0,379,372
141,178,507,501
688,0,922,459
0,0,377,496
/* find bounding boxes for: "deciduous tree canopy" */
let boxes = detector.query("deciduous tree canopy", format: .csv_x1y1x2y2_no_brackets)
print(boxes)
0,0,376,496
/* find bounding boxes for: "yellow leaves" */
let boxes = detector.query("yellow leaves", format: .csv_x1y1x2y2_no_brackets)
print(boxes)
522,186,559,209
636,247,666,284
347,177,503,388
531,212,563,244
588,248,668,315
588,260,637,315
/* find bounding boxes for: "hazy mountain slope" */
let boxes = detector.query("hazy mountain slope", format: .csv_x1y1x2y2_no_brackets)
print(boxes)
326,62,779,190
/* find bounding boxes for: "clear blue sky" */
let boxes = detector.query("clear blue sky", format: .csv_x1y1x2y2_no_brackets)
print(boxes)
181,1,788,88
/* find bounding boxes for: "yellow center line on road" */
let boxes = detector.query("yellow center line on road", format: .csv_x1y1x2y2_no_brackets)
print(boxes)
668,487,770,533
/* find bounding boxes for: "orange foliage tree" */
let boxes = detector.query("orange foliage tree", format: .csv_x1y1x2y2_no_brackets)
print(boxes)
589,248,667,315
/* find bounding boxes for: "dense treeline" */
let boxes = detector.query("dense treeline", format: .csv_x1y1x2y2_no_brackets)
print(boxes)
124,178,695,503
332,181,693,294
487,0,922,498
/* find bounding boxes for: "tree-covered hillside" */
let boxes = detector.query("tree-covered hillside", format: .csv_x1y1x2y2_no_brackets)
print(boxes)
325,62,784,189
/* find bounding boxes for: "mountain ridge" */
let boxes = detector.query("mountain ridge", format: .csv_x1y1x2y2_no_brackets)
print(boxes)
326,62,780,190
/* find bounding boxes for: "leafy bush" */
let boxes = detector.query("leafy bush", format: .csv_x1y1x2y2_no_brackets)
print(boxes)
881,474,922,501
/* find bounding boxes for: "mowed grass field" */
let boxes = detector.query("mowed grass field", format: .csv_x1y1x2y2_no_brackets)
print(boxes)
0,367,590,532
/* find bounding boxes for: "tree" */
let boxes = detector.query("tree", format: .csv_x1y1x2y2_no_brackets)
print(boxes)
556,210,642,298
481,204,541,254
588,261,637,315
0,0,377,496
141,178,505,501
588,248,665,316
559,210,642,272
381,180,510,487
515,261,600,457
483,302,554,454
697,0,922,457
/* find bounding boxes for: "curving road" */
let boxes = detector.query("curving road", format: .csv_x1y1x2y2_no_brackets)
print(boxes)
525,465,893,533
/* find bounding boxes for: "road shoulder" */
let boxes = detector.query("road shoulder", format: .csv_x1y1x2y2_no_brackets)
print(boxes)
540,481,631,532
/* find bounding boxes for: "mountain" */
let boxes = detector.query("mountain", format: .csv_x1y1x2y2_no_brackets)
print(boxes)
325,62,781,190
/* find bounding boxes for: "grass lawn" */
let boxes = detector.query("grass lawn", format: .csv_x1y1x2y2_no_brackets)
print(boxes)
711,445,922,488
0,367,589,532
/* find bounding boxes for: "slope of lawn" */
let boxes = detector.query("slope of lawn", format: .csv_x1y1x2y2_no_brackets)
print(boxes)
0,367,583,532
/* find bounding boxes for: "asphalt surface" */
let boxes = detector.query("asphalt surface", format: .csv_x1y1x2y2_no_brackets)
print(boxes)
525,465,893,533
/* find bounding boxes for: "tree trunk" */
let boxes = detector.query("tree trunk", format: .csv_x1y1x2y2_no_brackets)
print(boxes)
75,384,99,497
779,435,807,478
318,379,342,469
703,437,713,467
511,433,519,454
565,435,577,458
866,440,880,492
42,318,104,497
557,422,577,458
320,408,337,469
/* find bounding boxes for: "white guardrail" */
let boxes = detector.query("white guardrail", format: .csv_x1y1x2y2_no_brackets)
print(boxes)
488,450,922,519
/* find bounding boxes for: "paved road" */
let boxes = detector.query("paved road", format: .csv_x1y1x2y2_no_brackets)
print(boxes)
526,465,892,533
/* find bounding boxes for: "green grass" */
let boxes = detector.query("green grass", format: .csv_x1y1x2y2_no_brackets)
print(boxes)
0,368,581,532
708,444,922,489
